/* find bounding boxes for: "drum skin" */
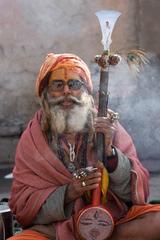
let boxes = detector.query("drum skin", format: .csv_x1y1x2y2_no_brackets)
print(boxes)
76,205,114,240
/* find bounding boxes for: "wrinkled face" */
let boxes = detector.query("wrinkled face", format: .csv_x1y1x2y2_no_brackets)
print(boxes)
47,67,86,109
45,67,94,134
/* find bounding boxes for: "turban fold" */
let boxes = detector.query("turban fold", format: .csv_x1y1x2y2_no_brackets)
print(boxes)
35,53,93,97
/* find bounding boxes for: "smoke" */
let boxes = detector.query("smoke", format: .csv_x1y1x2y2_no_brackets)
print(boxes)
91,53,160,170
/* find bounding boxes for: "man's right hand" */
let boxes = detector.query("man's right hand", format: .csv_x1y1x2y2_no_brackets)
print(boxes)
65,170,101,204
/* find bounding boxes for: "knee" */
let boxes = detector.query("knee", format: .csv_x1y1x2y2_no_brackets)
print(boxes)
145,212,160,236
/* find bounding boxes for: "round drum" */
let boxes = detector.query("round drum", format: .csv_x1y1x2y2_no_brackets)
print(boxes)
76,206,114,240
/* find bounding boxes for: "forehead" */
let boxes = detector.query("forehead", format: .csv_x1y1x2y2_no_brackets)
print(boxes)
49,67,82,83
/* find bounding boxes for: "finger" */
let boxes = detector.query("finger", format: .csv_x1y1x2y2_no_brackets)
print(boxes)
95,118,118,127
95,116,115,123
98,114,119,123
84,171,101,180
95,121,113,127
95,127,116,133
94,124,116,131
96,161,104,169
71,177,96,188
95,116,109,121
73,178,101,195
85,177,101,186
81,183,100,192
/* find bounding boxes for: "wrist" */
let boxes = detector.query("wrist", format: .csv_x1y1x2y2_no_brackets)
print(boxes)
65,183,80,204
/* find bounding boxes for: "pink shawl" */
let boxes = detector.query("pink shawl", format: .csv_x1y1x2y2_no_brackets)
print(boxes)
9,110,149,239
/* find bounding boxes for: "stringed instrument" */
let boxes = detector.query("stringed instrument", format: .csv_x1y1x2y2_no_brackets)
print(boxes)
76,169,114,240
76,10,121,239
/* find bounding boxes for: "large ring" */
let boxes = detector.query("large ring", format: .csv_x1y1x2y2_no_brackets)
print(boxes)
109,112,119,123
81,181,86,187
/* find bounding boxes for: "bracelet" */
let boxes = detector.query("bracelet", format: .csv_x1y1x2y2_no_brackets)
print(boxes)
107,146,117,159
105,146,118,172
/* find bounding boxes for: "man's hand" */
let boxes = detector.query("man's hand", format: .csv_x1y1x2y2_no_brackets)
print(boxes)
94,110,118,156
65,169,101,204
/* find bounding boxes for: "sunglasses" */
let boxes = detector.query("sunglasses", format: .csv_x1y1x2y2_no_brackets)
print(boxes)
48,79,85,92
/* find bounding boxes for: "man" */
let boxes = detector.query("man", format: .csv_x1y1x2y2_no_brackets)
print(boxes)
8,53,160,240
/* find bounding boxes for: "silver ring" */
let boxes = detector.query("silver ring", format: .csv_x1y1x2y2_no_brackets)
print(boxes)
110,112,119,123
80,170,87,178
81,181,86,187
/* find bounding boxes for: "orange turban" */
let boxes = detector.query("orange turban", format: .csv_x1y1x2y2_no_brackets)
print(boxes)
35,53,93,97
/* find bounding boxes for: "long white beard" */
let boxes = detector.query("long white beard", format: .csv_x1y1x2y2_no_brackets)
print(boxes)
50,92,94,134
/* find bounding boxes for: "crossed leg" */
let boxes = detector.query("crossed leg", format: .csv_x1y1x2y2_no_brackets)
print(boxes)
108,212,160,240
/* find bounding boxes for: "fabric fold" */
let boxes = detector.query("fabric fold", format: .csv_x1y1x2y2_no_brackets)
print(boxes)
9,110,149,239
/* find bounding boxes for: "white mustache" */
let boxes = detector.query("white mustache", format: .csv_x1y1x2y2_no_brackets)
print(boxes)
48,95,82,106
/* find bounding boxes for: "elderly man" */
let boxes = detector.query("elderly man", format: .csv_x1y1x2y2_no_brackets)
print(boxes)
8,53,160,240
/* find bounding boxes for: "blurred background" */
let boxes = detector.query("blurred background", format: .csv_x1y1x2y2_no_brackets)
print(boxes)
0,0,160,200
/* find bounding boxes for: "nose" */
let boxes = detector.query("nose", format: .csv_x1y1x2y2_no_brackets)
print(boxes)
63,83,71,95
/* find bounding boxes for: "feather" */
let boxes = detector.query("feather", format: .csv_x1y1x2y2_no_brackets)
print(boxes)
126,49,149,74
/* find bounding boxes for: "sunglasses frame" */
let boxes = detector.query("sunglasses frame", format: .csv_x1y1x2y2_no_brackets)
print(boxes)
48,79,85,92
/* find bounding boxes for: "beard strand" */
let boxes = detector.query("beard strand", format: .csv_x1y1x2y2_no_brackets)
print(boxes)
49,92,95,134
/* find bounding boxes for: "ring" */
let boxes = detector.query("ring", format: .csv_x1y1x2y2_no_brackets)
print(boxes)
72,172,79,179
80,170,87,178
81,181,86,187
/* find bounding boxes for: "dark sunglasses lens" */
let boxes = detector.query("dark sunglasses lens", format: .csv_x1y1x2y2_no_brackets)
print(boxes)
68,80,83,90
51,80,64,91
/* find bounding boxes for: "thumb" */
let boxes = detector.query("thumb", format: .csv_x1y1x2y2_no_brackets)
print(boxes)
96,160,104,170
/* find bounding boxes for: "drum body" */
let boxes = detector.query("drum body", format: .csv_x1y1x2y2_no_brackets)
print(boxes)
76,205,114,240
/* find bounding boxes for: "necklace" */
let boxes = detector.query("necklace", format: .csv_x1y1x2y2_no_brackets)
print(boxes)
56,133,88,173
59,135,79,173
67,142,76,173
68,142,76,162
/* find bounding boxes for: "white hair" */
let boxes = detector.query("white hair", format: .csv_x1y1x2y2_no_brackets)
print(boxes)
49,92,95,134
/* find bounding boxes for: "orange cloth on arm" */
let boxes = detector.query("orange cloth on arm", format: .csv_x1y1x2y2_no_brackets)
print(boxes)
116,204,160,225
7,230,49,240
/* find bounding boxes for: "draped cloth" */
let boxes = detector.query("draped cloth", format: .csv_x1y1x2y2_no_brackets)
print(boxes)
7,230,49,240
9,110,150,239
7,205,160,240
116,204,160,225
8,204,160,240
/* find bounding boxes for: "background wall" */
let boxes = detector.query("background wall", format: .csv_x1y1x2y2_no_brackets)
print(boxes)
0,0,160,172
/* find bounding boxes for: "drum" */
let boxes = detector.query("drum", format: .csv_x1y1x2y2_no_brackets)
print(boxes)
76,205,114,240
76,183,114,240
0,201,13,239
